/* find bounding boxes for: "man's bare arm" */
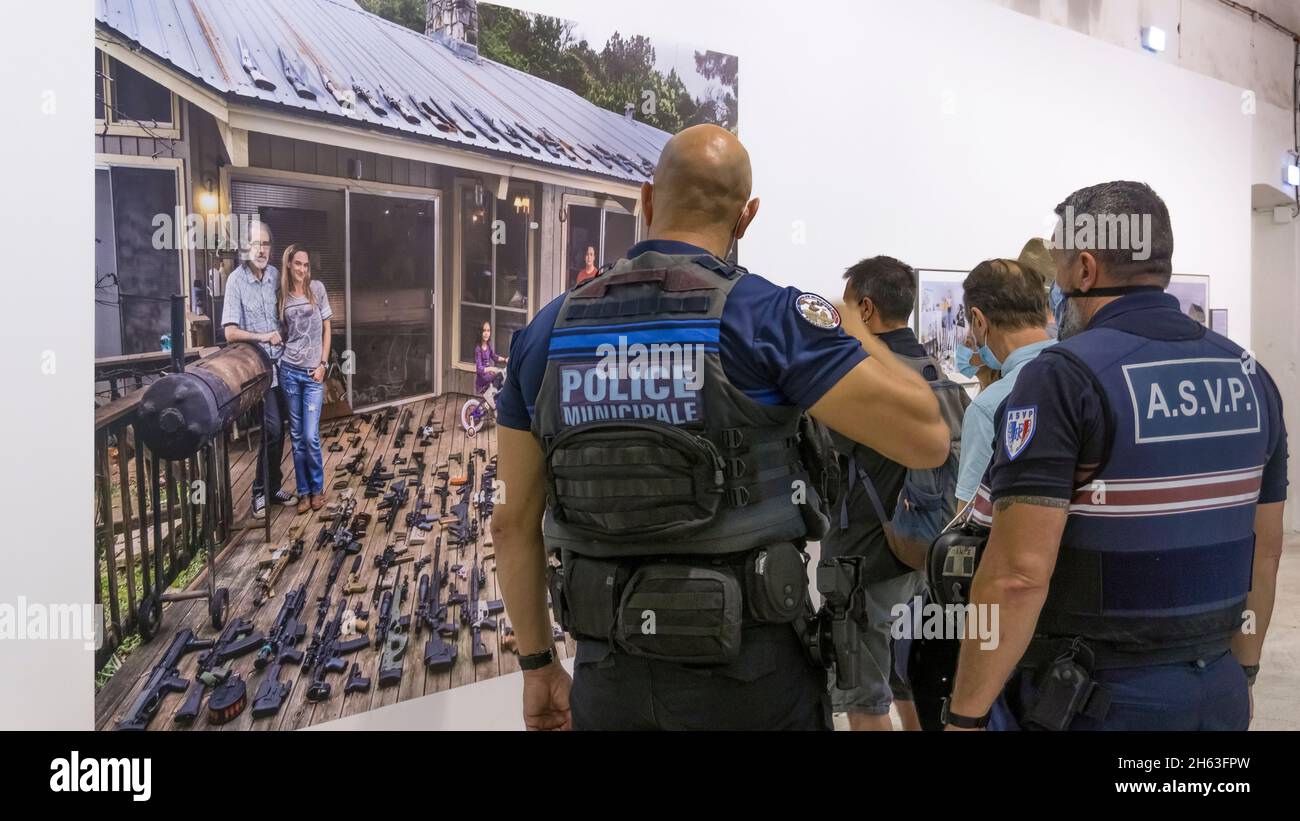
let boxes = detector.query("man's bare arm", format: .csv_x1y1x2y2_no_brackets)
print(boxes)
947,497,1067,720
809,354,948,469
489,425,553,656
1232,501,1286,667
223,324,279,345
809,305,949,469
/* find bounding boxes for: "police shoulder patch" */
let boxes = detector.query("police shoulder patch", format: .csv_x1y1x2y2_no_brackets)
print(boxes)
1003,405,1037,461
795,293,840,329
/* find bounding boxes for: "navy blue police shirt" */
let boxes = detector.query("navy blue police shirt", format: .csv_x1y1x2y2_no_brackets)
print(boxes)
497,239,868,430
983,291,1288,505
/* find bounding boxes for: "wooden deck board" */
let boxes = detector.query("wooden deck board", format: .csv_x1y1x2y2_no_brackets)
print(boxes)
95,393,535,731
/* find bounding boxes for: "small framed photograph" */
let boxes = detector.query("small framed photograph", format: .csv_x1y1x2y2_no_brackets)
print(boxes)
1168,274,1210,326
915,269,975,385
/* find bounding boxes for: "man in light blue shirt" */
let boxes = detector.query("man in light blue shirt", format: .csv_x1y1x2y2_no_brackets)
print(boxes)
221,220,297,518
955,259,1055,505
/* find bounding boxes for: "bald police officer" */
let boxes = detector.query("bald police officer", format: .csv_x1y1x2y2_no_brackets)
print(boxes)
945,181,1289,731
491,124,951,730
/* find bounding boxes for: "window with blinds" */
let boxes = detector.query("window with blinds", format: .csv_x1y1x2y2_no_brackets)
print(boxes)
228,180,347,325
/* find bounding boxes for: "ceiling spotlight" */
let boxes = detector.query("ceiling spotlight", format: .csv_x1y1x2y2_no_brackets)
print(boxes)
1141,26,1166,53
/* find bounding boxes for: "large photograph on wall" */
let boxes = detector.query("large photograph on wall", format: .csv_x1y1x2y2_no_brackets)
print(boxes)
915,269,974,385
92,0,739,733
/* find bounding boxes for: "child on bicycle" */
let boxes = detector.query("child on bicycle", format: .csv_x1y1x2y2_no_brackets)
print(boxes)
474,320,508,396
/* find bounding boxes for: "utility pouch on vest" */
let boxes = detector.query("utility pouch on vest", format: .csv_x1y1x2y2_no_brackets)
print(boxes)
1021,639,1111,731
553,555,628,642
544,420,725,541
744,543,808,624
614,564,743,664
547,562,570,633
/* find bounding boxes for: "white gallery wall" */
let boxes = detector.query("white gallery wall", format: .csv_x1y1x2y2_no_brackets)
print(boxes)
511,0,1255,343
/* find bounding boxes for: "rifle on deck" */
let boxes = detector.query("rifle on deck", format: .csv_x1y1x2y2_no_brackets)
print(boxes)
364,457,395,498
378,479,410,533
173,617,264,724
405,478,434,532
376,567,411,687
445,455,478,547
394,408,413,449
417,536,458,670
250,564,317,719
463,544,503,663
115,629,213,731
315,497,358,551
303,600,369,702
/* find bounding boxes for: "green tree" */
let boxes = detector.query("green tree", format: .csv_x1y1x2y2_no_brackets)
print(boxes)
357,0,426,34
693,50,738,129
361,1,737,134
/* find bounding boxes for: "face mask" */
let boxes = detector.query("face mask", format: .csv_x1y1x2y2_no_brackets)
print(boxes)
1053,281,1162,338
974,321,1003,372
977,309,1003,371
955,343,980,378
1049,282,1066,330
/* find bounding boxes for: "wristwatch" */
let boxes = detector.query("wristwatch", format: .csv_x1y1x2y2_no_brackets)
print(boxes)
940,697,990,729
518,648,555,671
1242,663,1260,685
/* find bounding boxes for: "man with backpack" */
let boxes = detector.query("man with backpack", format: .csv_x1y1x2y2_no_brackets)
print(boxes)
828,256,971,730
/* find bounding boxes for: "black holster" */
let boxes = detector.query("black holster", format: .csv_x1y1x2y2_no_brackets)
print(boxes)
1017,638,1111,731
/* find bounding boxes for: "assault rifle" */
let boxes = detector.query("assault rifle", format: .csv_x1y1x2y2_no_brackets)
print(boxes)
303,600,369,702
376,568,410,687
393,408,413,449
364,457,394,498
250,565,317,718
464,544,503,663
252,535,304,607
173,617,263,724
378,479,410,533
418,412,441,445
405,479,435,532
115,629,212,731
416,537,458,670
315,497,358,551
255,562,316,670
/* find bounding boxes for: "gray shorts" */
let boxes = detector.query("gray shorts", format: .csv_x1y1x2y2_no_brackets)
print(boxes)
831,570,926,715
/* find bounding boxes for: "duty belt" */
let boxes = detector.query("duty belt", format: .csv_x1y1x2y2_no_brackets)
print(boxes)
1018,635,1233,672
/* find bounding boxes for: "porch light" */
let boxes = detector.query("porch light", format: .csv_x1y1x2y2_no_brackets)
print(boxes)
198,174,218,213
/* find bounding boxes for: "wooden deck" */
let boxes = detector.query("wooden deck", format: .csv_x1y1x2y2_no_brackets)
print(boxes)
95,393,572,731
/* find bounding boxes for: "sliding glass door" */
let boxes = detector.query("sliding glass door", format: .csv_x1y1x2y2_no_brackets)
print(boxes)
348,191,439,407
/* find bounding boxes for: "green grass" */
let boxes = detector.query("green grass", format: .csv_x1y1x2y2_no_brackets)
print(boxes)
94,542,208,692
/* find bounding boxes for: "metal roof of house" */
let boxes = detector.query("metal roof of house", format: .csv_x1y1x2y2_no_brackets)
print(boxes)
96,0,669,185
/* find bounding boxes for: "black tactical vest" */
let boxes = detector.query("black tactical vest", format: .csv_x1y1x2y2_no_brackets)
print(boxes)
530,251,828,559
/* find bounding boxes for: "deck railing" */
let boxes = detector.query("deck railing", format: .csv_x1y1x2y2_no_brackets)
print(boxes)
92,353,238,670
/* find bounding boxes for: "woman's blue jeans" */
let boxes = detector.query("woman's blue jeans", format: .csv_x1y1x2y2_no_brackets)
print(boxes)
279,363,325,496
